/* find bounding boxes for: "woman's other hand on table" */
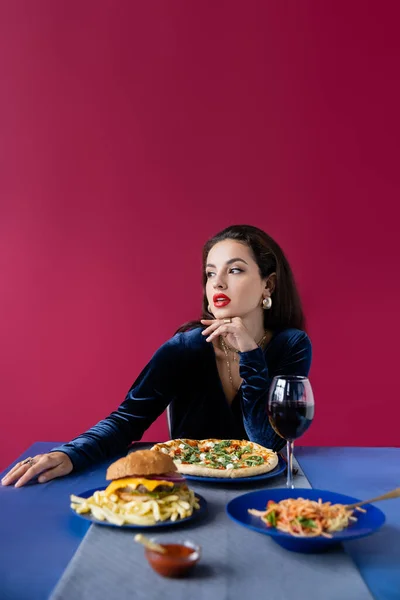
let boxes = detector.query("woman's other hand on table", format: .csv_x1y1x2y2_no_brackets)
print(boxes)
1,452,73,487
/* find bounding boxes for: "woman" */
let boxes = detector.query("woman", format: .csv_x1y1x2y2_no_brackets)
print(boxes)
2,224,312,487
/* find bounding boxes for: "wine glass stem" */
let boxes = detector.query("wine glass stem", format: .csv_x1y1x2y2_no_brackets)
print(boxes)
286,440,295,489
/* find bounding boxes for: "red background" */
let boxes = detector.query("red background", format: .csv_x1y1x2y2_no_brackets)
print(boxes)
1,2,399,470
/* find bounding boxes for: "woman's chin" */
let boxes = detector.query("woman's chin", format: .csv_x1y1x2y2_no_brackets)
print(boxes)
213,308,234,318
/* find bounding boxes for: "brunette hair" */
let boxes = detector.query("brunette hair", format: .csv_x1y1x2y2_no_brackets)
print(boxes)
177,224,305,332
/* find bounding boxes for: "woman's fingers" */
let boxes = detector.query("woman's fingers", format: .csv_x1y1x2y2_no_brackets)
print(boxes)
1,464,28,486
1,455,43,486
200,319,219,336
201,319,236,338
205,323,233,342
5,457,40,477
201,323,222,337
36,461,71,484
14,455,57,487
2,452,72,488
201,317,257,352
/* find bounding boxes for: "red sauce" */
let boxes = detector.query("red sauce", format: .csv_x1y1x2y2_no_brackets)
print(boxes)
161,544,194,558
145,543,200,578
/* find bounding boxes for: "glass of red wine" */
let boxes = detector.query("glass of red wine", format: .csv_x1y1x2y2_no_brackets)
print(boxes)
267,375,314,488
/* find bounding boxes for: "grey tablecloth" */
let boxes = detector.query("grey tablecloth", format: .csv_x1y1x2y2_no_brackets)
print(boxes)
50,456,373,600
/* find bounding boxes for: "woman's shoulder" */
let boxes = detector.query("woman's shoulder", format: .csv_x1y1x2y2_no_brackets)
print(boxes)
156,326,205,356
173,326,205,347
270,328,311,351
267,328,312,375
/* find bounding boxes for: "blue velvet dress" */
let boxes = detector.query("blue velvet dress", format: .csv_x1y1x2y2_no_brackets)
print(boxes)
52,327,312,470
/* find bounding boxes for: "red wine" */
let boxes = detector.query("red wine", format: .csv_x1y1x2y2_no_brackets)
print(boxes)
269,403,314,441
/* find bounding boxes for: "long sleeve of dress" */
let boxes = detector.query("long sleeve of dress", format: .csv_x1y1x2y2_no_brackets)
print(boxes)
51,335,184,471
239,330,312,452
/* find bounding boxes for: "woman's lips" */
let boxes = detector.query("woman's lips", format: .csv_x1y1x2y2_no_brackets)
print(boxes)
213,294,231,308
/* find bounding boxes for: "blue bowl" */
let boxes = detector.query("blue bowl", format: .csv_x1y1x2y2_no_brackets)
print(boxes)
226,488,386,553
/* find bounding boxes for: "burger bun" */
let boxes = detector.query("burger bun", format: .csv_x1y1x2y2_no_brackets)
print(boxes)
106,449,177,481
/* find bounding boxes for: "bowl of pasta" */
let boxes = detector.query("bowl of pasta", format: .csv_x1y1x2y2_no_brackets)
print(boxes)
226,488,386,552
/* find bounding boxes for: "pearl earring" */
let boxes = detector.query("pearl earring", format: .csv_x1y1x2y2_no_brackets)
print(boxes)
262,297,272,310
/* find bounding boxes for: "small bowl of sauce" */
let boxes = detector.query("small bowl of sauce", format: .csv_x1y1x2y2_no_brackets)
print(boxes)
144,538,201,578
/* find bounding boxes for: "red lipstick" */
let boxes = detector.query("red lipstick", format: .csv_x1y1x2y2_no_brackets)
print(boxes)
213,293,231,308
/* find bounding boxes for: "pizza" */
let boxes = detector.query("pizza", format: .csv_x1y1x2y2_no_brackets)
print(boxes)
151,439,279,478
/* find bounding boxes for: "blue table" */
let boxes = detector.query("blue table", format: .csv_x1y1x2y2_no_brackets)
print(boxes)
1,444,399,600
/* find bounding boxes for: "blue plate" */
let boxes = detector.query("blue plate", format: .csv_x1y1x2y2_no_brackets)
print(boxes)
226,488,386,553
184,455,286,483
71,488,208,530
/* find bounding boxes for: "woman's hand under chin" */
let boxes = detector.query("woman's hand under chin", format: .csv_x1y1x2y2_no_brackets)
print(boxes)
200,317,259,352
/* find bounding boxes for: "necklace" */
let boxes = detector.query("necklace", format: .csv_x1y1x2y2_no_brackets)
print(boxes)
221,330,270,354
220,337,241,392
219,331,269,392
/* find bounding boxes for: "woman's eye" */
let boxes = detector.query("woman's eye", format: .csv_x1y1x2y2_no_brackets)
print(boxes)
229,268,243,274
206,272,215,278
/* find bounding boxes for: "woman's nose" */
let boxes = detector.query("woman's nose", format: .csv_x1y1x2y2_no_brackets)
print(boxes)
212,274,227,289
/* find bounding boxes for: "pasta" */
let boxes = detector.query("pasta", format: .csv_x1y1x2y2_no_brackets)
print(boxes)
248,497,366,538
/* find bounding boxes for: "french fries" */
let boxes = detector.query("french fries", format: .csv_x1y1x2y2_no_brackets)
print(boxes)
70,488,200,526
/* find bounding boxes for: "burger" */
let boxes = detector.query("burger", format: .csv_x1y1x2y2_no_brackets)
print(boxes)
71,450,199,525
104,449,187,500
